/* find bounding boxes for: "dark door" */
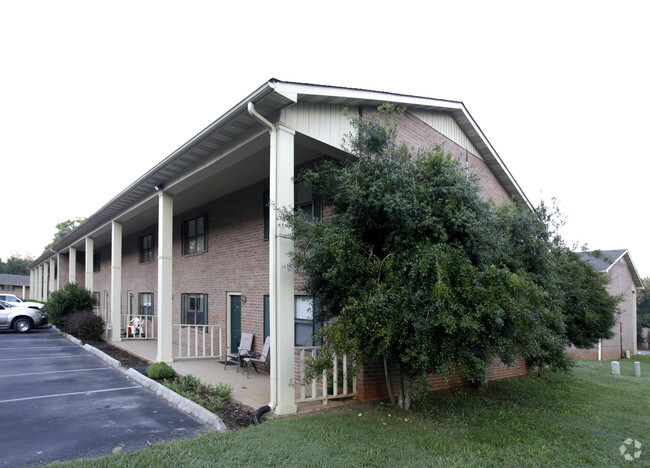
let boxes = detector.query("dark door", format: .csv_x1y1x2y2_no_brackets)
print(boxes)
230,295,242,352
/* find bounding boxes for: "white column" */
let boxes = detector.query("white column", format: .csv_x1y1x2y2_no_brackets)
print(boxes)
68,247,76,285
29,269,34,299
272,124,297,415
39,265,44,301
44,262,50,300
111,221,122,342
36,266,41,301
49,258,56,295
85,237,94,292
157,192,174,363
22,284,26,300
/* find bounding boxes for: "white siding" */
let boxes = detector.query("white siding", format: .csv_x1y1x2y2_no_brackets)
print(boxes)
410,109,481,159
281,103,358,150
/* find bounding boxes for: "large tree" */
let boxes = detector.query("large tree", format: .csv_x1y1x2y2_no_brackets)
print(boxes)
0,254,34,275
284,105,618,409
44,218,86,250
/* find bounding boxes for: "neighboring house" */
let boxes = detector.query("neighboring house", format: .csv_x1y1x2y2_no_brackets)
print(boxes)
28,79,532,414
0,273,30,299
568,249,644,360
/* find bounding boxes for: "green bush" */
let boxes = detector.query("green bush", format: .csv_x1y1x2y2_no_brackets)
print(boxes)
147,362,176,379
46,282,96,327
62,310,105,343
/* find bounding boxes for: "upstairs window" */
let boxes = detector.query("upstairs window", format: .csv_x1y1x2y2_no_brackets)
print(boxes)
295,183,322,222
181,214,208,255
138,233,154,263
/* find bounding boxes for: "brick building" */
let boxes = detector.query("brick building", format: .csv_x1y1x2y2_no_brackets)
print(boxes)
28,79,533,414
567,249,644,361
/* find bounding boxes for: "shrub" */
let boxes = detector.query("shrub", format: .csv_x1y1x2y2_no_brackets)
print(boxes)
62,310,105,343
46,282,96,327
147,362,176,379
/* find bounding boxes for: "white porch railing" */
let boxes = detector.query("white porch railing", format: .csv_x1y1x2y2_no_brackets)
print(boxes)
174,324,223,359
296,346,357,404
120,314,158,339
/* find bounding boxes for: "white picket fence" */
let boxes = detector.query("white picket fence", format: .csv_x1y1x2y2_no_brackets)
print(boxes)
296,346,357,404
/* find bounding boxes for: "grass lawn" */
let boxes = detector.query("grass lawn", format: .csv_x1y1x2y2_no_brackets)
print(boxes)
54,356,650,467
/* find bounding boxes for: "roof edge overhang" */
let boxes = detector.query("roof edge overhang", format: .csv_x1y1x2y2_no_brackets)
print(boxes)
29,79,531,267
603,250,645,289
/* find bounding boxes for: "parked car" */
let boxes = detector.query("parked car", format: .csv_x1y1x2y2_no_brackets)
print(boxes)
0,300,48,333
0,293,45,311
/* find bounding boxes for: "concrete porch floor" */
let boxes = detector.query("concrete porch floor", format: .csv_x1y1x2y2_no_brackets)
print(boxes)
112,339,270,409
112,339,355,414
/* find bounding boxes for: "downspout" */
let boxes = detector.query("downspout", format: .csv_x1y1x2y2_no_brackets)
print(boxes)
248,102,277,419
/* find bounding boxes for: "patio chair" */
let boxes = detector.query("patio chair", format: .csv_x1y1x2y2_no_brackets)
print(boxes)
243,336,270,378
224,332,254,372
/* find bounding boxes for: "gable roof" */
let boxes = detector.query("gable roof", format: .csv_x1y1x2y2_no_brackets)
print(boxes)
0,273,30,286
29,79,531,268
578,249,644,289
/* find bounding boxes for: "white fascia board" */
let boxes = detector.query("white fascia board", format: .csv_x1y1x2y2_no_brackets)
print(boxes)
603,250,628,274
271,81,465,110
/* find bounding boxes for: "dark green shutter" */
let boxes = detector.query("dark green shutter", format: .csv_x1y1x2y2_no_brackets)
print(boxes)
203,214,209,252
263,294,270,340
313,196,323,221
263,191,270,240
181,293,186,324
181,221,186,256
203,294,208,325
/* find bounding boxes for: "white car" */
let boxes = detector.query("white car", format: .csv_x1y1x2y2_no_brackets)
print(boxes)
0,300,48,332
0,294,45,311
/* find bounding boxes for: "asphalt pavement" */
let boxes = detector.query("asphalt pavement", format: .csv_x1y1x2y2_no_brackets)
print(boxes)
0,327,212,467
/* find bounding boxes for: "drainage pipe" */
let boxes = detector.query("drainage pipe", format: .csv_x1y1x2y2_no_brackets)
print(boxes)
247,102,277,415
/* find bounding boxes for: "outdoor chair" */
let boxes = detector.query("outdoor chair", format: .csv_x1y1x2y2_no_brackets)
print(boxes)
224,332,254,372
243,335,271,378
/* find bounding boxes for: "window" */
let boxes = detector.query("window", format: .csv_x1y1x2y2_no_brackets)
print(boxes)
1,285,15,291
181,293,208,325
93,292,100,308
295,296,320,346
181,215,208,255
295,183,322,222
93,252,101,272
139,292,154,316
138,233,154,263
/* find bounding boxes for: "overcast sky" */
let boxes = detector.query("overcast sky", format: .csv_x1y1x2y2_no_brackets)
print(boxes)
1,1,648,277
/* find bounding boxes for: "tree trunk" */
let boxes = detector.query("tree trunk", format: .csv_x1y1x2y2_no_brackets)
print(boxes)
404,379,411,411
383,355,395,405
396,365,405,409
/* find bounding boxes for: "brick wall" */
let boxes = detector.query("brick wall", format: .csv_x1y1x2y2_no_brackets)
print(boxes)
361,107,512,206
356,357,530,402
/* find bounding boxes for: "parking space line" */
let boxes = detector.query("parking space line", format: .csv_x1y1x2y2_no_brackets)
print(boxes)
0,354,95,362
1,346,79,351
0,367,111,378
0,385,141,404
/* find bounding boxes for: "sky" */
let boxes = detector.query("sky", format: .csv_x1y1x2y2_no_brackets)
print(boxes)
1,1,648,278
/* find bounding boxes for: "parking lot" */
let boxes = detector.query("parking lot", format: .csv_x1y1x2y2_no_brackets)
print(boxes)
0,327,211,466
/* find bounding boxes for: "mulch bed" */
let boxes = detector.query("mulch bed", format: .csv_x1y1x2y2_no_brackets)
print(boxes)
92,340,255,431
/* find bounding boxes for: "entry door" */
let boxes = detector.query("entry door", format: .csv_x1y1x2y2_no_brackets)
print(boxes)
230,294,242,352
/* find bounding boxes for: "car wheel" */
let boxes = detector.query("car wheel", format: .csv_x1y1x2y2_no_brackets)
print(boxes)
14,318,33,333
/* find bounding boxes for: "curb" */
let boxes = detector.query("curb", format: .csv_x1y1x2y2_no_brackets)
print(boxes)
54,326,227,432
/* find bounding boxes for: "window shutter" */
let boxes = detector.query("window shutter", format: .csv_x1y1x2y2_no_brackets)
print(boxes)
263,294,270,340
180,221,186,256
203,293,208,325
263,191,270,241
203,214,209,252
313,196,323,221
181,293,186,324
